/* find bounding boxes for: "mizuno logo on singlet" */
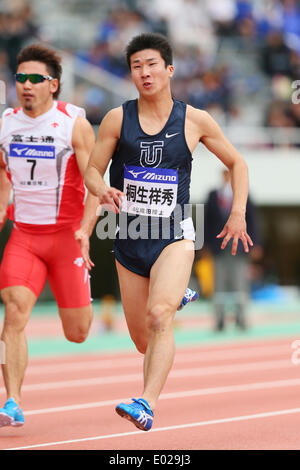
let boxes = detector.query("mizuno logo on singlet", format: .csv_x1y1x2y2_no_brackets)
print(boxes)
9,143,55,159
128,169,147,178
125,166,178,184
142,172,177,182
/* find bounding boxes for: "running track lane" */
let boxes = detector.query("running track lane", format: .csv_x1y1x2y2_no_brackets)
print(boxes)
1,337,300,450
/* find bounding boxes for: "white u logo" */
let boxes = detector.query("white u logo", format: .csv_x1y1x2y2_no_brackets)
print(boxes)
140,141,164,168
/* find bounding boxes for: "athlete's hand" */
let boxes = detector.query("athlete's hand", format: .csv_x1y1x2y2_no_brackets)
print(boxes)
75,228,94,271
98,186,124,214
0,210,7,232
216,211,253,256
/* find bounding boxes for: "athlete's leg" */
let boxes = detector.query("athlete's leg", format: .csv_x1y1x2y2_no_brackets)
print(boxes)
0,286,37,405
115,260,149,354
47,227,94,343
0,228,47,406
58,305,93,343
142,239,194,410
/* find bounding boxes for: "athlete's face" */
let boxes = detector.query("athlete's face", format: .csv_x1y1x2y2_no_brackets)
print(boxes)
16,61,58,115
130,49,174,96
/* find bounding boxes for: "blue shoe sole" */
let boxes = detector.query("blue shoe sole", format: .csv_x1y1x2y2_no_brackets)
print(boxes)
115,406,150,431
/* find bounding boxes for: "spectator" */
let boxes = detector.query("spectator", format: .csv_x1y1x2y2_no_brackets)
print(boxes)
235,16,260,52
203,169,262,331
84,87,107,126
289,102,300,127
188,68,233,117
76,41,128,78
260,30,295,78
235,0,253,22
145,0,217,63
0,3,39,75
265,100,295,128
205,0,237,37
280,0,300,42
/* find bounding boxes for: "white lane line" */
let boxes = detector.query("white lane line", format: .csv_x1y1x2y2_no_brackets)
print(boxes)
23,377,300,417
0,358,293,393
26,344,289,376
5,406,300,450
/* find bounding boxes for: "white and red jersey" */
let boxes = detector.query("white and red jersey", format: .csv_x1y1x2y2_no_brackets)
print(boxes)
0,101,86,232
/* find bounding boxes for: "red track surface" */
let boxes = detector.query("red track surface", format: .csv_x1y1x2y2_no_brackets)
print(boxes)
1,336,300,450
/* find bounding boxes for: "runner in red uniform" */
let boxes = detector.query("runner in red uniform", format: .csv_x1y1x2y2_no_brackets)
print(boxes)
0,44,99,427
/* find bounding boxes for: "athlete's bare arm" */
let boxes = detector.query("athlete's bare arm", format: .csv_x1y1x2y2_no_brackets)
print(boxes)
0,119,11,231
186,106,253,255
72,116,96,176
84,107,124,213
72,116,99,270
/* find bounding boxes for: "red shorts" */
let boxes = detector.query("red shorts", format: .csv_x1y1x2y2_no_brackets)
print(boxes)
0,225,91,308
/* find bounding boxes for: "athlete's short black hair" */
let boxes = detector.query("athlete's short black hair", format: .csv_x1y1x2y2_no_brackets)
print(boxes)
17,44,62,99
126,33,173,69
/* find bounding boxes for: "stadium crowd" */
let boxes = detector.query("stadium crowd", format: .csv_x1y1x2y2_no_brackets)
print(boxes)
1,0,300,139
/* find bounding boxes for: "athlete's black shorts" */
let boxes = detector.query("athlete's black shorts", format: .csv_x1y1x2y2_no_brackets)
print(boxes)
113,217,195,277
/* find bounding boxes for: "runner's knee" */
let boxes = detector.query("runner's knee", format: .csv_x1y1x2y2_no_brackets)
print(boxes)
1,295,30,332
60,306,93,343
146,303,174,332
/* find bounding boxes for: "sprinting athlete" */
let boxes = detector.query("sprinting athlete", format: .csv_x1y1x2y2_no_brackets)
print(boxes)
84,33,253,431
0,44,99,427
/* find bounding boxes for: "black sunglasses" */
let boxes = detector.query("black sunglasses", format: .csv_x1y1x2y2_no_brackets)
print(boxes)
15,73,54,84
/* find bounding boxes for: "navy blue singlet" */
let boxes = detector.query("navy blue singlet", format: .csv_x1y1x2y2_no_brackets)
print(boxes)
110,98,195,277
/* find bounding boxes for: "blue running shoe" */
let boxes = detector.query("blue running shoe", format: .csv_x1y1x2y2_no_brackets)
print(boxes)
115,398,154,431
177,287,199,311
0,398,24,427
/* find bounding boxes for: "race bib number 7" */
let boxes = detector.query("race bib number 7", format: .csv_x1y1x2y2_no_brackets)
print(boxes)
9,143,57,189
122,165,178,217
